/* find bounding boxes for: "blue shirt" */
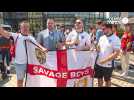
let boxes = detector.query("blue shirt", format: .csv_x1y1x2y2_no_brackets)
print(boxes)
37,29,65,51
96,29,103,43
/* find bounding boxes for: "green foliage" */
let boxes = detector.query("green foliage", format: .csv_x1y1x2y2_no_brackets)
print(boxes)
117,28,124,39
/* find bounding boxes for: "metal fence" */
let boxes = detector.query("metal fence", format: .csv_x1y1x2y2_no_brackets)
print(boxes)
1,12,106,37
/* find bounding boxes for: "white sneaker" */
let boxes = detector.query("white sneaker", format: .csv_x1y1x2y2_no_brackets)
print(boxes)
120,72,128,78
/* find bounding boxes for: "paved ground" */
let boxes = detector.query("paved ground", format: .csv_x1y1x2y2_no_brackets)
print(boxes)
0,53,134,87
0,67,134,87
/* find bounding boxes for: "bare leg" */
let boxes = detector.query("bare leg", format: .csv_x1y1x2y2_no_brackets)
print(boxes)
17,80,23,87
105,80,111,87
98,78,103,87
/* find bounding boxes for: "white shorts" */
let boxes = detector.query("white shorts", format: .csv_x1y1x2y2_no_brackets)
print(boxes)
15,63,27,80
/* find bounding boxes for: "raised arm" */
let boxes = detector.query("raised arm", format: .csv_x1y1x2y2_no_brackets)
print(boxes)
0,27,11,38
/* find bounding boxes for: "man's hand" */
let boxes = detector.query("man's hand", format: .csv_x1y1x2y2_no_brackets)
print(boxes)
122,50,126,55
75,39,80,45
57,43,66,50
42,47,48,53
98,59,107,65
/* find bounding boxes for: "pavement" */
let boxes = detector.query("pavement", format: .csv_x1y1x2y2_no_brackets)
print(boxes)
0,67,134,87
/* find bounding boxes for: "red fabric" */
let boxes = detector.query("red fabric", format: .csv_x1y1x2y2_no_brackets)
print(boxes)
56,50,68,87
27,64,94,79
121,32,133,51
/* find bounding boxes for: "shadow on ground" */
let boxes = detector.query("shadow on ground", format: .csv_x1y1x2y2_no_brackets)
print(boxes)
0,65,16,87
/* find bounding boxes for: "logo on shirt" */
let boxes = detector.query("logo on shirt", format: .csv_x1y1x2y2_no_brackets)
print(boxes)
109,39,112,43
35,48,46,64
81,36,85,39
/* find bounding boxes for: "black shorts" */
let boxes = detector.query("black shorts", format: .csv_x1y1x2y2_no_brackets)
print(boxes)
94,64,113,81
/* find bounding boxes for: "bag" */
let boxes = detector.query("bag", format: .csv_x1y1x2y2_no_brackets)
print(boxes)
10,36,19,58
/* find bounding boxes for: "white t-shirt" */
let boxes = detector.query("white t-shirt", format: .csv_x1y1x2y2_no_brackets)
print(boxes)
11,32,36,64
66,30,91,50
97,34,121,68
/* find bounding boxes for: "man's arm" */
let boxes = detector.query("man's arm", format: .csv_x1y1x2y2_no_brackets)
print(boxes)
65,40,79,47
0,27,11,38
99,49,120,64
37,32,44,46
26,36,48,53
65,33,79,47
99,37,121,64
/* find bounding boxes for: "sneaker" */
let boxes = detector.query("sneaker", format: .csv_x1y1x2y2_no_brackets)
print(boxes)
7,70,11,77
120,72,128,78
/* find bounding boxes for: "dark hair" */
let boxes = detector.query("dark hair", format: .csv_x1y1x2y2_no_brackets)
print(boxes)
103,23,112,29
112,24,117,29
60,24,65,28
89,25,96,30
19,20,29,26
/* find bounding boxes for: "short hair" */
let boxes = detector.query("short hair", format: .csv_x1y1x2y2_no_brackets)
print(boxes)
112,24,117,29
89,25,96,30
47,18,55,23
75,17,83,23
60,24,65,28
19,20,29,26
103,23,112,29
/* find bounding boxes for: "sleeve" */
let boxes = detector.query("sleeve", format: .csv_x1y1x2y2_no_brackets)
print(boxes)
59,32,65,42
10,32,18,41
27,36,36,43
66,32,77,42
85,34,91,47
112,37,121,51
37,32,43,45
96,30,102,42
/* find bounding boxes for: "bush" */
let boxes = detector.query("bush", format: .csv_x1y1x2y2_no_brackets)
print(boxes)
117,28,124,39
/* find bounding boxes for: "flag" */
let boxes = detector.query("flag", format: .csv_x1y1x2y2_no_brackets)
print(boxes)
25,41,97,87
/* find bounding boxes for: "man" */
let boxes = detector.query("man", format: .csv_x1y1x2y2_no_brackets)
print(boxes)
0,25,12,80
0,20,47,87
37,19,65,51
96,20,104,43
95,24,121,87
112,24,118,36
66,18,91,51
120,24,133,77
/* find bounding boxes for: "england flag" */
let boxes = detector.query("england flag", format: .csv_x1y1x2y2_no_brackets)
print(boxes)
25,41,97,87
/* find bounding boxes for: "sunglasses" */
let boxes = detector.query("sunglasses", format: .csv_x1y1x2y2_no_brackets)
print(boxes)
102,28,106,31
75,22,82,24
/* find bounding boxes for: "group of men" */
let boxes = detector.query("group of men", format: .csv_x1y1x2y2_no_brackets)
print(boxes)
0,17,134,87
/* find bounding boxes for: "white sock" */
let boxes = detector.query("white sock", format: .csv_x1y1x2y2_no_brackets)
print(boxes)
7,66,10,70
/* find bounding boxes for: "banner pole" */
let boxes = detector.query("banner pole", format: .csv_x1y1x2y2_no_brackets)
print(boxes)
24,40,28,87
